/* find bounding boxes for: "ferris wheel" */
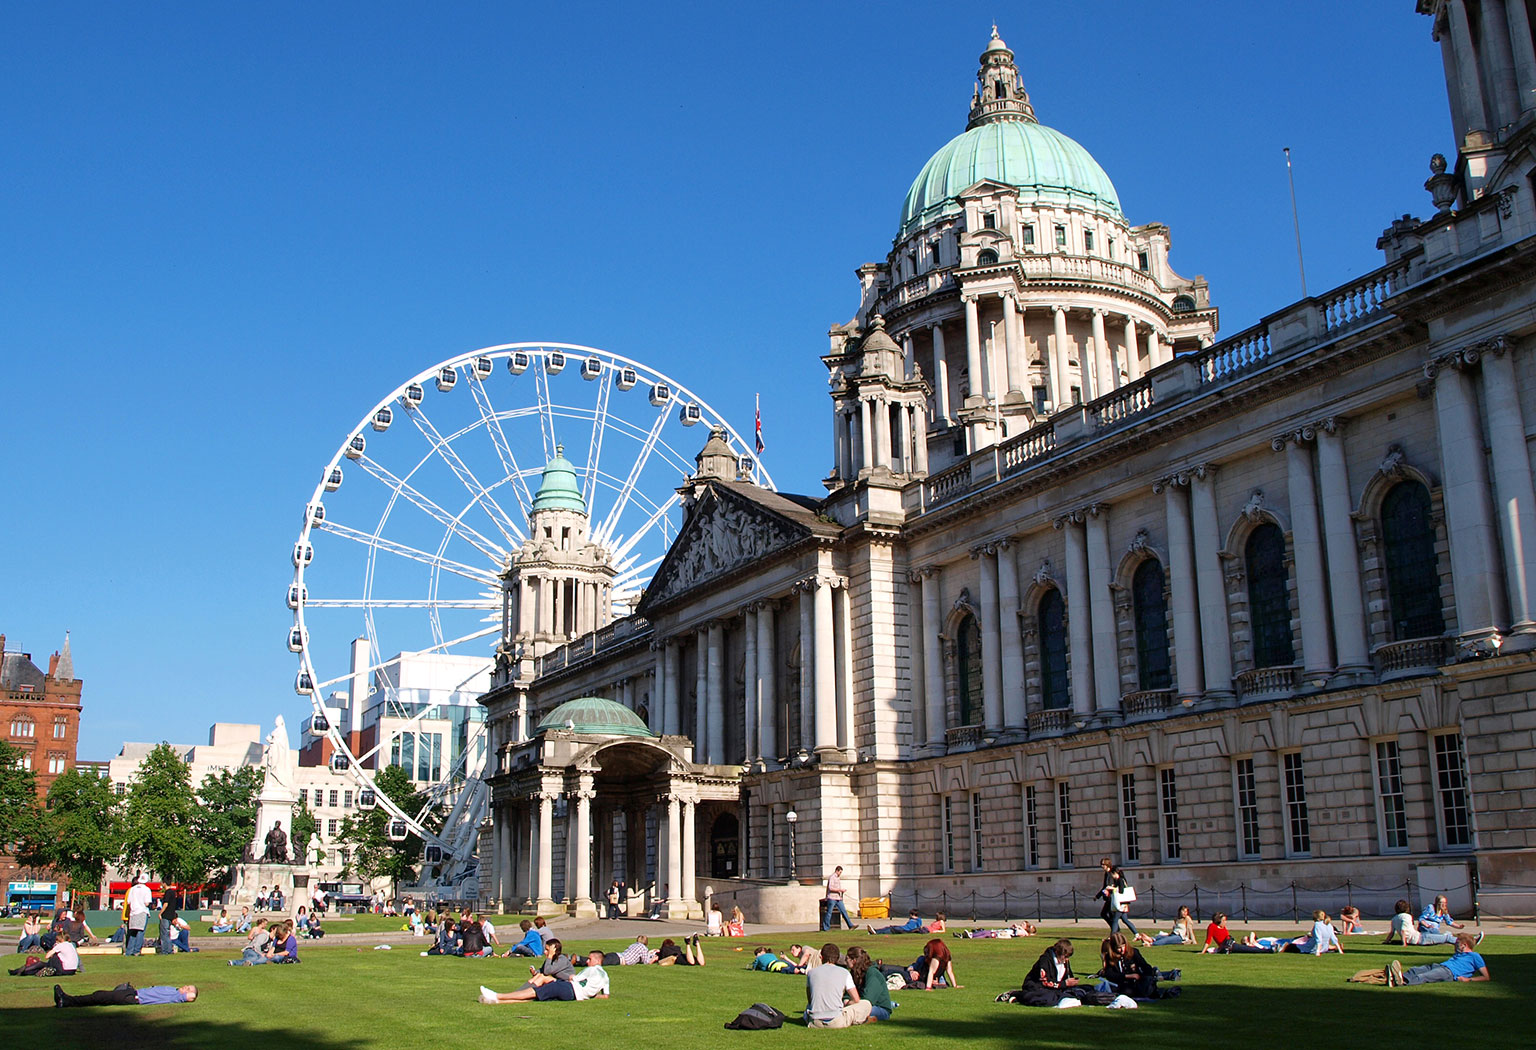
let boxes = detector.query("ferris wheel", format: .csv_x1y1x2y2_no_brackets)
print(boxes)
287,342,771,891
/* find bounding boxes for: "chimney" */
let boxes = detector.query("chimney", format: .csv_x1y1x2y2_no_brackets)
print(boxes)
48,651,59,676
0,634,6,654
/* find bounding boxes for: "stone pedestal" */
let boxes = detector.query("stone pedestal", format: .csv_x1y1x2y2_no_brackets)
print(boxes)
228,861,304,909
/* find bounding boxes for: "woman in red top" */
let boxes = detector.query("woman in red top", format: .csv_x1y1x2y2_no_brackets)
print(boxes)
1202,913,1272,954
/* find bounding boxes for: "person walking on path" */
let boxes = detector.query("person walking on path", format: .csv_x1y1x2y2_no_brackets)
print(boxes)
125,874,152,957
822,866,854,931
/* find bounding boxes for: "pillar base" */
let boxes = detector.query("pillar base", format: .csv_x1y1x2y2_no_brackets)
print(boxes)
1327,665,1376,688
815,746,852,765
663,898,693,920
1498,626,1536,653
534,898,559,916
569,897,599,919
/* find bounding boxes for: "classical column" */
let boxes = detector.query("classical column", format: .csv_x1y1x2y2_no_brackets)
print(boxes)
1188,466,1234,696
798,583,815,753
649,641,665,733
908,571,926,748
1059,513,1095,717
743,607,759,761
873,399,891,470
974,544,1004,730
523,804,537,907
833,407,848,481
491,814,506,906
912,404,929,474
1479,343,1536,639
681,800,697,906
1504,0,1536,113
1159,475,1204,700
1448,0,1491,134
1146,328,1163,370
535,792,556,911
1123,316,1141,381
813,577,837,756
757,601,778,762
902,333,914,381
1278,431,1335,679
1092,309,1114,394
1315,421,1371,674
572,784,595,915
834,580,855,754
663,639,681,735
665,795,683,909
1051,306,1070,407
931,324,952,424
964,296,984,404
1084,504,1120,713
996,541,1025,728
694,628,708,749
707,622,726,762
1002,293,1023,396
1480,0,1521,129
920,569,945,751
858,399,873,472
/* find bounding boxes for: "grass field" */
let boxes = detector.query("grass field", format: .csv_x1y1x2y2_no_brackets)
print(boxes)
2,926,1527,1049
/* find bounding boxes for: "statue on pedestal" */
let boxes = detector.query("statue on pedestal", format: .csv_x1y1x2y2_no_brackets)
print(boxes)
263,820,291,863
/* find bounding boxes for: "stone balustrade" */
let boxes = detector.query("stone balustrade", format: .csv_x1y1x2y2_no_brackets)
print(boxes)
1235,664,1300,701
1000,420,1057,475
536,616,652,677
1027,708,1071,735
1120,689,1175,719
1373,636,1452,679
944,724,985,752
1322,261,1411,333
1089,375,1153,428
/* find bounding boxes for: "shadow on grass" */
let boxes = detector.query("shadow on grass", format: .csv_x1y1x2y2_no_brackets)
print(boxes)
0,1006,373,1050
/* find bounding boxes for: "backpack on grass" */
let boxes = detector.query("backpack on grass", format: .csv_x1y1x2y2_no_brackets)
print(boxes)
725,1002,788,1030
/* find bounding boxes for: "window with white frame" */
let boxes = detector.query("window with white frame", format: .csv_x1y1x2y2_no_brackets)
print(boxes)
1084,229,1095,253
47,753,66,774
298,788,307,806
10,716,34,738
1022,224,1035,247
1120,772,1140,862
1056,782,1074,867
1433,733,1472,849
18,751,32,770
969,792,983,872
1375,740,1410,852
1023,785,1040,868
53,717,67,739
343,790,353,809
1235,758,1261,859
329,789,339,808
1282,752,1311,855
941,797,956,873
327,819,338,836
1158,767,1181,861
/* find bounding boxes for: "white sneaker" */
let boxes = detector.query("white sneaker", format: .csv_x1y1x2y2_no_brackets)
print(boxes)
479,986,498,1005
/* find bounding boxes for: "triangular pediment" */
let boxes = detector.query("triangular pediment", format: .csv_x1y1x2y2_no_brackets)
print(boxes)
957,178,1015,200
640,484,813,611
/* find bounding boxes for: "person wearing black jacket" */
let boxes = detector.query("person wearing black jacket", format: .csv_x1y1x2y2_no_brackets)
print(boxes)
1100,934,1180,999
1016,939,1080,1006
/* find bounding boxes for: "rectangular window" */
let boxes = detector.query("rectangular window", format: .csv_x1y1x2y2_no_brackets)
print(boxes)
114,782,127,796
1137,251,1150,271
1070,385,1082,405
327,819,338,836
1375,740,1410,851
930,240,942,267
329,789,339,808
53,717,67,739
47,754,66,774
1235,758,1261,859
1120,773,1140,862
343,790,353,809
969,792,983,872
1056,781,1074,867
1084,229,1095,252
1054,224,1067,247
1283,752,1311,855
1107,237,1115,258
1159,767,1181,861
1021,225,1035,246
1033,386,1048,413
1023,785,1039,868
941,797,956,874
298,789,308,806
983,212,997,230
1433,733,1472,848
19,752,31,770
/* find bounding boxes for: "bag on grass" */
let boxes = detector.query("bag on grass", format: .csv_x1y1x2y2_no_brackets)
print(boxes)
887,973,907,992
1347,967,1390,985
724,1002,788,1030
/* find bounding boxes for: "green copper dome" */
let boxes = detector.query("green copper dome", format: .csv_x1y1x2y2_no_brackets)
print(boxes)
529,446,587,514
536,696,654,737
898,120,1122,240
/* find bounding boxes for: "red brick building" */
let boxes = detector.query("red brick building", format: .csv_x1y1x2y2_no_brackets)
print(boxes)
2,632,83,907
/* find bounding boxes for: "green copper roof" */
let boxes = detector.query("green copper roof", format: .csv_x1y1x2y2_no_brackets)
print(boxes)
529,446,587,514
898,120,1122,240
536,696,654,737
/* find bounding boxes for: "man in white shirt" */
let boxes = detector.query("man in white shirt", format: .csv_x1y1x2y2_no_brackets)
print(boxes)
822,866,854,931
125,874,153,956
480,949,611,1003
805,944,872,1028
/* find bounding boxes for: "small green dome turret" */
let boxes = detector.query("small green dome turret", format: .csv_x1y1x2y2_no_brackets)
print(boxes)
535,696,654,737
530,446,588,515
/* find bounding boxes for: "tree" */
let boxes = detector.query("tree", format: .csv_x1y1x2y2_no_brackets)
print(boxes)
0,740,43,858
195,765,264,888
118,743,209,897
290,797,318,864
338,764,430,894
17,767,121,905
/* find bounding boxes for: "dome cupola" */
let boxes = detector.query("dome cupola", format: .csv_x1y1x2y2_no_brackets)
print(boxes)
529,445,587,515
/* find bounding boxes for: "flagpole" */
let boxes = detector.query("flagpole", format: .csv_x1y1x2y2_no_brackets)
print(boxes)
1284,147,1308,298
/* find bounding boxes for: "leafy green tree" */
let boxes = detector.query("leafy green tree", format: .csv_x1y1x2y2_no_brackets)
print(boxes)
339,764,430,894
17,767,121,905
195,765,264,887
0,740,43,858
290,797,318,863
119,743,209,898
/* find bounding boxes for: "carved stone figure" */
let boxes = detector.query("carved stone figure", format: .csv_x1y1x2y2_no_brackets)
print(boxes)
263,820,290,863
263,715,294,796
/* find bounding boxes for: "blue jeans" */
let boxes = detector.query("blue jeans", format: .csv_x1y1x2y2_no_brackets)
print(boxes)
17,934,41,952
1416,931,1458,945
1403,963,1455,985
172,928,191,952
125,925,146,956
869,1005,892,1022
1108,910,1141,938
822,899,853,930
231,948,268,965
158,919,174,954
1150,933,1187,946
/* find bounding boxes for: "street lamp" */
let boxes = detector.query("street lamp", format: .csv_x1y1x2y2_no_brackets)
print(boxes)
785,810,798,882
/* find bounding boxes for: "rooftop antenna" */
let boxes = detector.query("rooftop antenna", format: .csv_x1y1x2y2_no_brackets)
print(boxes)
1283,147,1308,297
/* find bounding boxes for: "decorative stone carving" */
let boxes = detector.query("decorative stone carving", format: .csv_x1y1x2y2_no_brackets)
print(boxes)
646,489,803,604
1033,559,1056,587
1379,444,1406,478
1127,529,1150,555
1241,490,1265,523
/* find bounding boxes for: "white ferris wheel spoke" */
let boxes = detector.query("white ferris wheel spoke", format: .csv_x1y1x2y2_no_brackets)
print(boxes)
316,520,500,588
580,363,614,509
468,373,537,514
610,490,681,564
595,402,670,547
535,357,556,463
401,402,525,547
354,455,508,563
304,598,497,609
612,552,666,592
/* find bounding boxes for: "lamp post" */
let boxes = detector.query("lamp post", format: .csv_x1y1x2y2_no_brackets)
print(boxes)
785,810,798,882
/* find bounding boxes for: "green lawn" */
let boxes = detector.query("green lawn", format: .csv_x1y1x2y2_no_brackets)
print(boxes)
2,927,1526,1050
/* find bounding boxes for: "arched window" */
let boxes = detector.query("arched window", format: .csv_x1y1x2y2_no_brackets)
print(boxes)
9,715,34,739
1038,590,1069,709
1246,522,1295,667
1172,294,1196,313
976,248,999,265
1132,560,1172,690
957,614,984,726
1382,481,1444,640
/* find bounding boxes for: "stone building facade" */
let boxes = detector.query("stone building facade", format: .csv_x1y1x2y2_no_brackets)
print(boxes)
477,10,1536,920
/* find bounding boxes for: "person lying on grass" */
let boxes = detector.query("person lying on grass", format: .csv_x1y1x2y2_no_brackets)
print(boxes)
866,909,925,936
656,934,707,966
954,921,1037,939
751,946,801,973
480,950,610,1002
56,983,197,1008
1386,933,1489,987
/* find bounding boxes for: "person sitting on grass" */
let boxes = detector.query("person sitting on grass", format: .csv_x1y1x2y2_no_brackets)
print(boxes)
617,935,658,965
10,934,79,977
1097,933,1180,1000
905,938,962,990
1202,913,1274,954
266,922,300,964
167,913,194,953
955,921,1037,939
208,909,234,934
751,946,799,973
787,943,821,972
1149,905,1197,946
656,934,707,966
235,906,253,933
1386,932,1489,987
1014,937,1080,1006
501,918,544,957
459,914,490,957
804,943,872,1028
726,906,746,937
844,946,895,1021
480,949,610,1003
506,939,575,991
305,911,325,940
1416,895,1467,940
55,983,197,1008
229,919,271,965
866,909,925,936
1287,910,1343,955
427,917,461,956
1337,905,1370,935
17,913,43,953
707,902,724,937
1386,898,1470,947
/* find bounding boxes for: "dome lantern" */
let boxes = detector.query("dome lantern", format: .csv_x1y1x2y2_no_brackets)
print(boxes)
968,26,1036,130
529,445,588,516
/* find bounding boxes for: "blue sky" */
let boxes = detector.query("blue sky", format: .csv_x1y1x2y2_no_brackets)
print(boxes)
1,2,1447,760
